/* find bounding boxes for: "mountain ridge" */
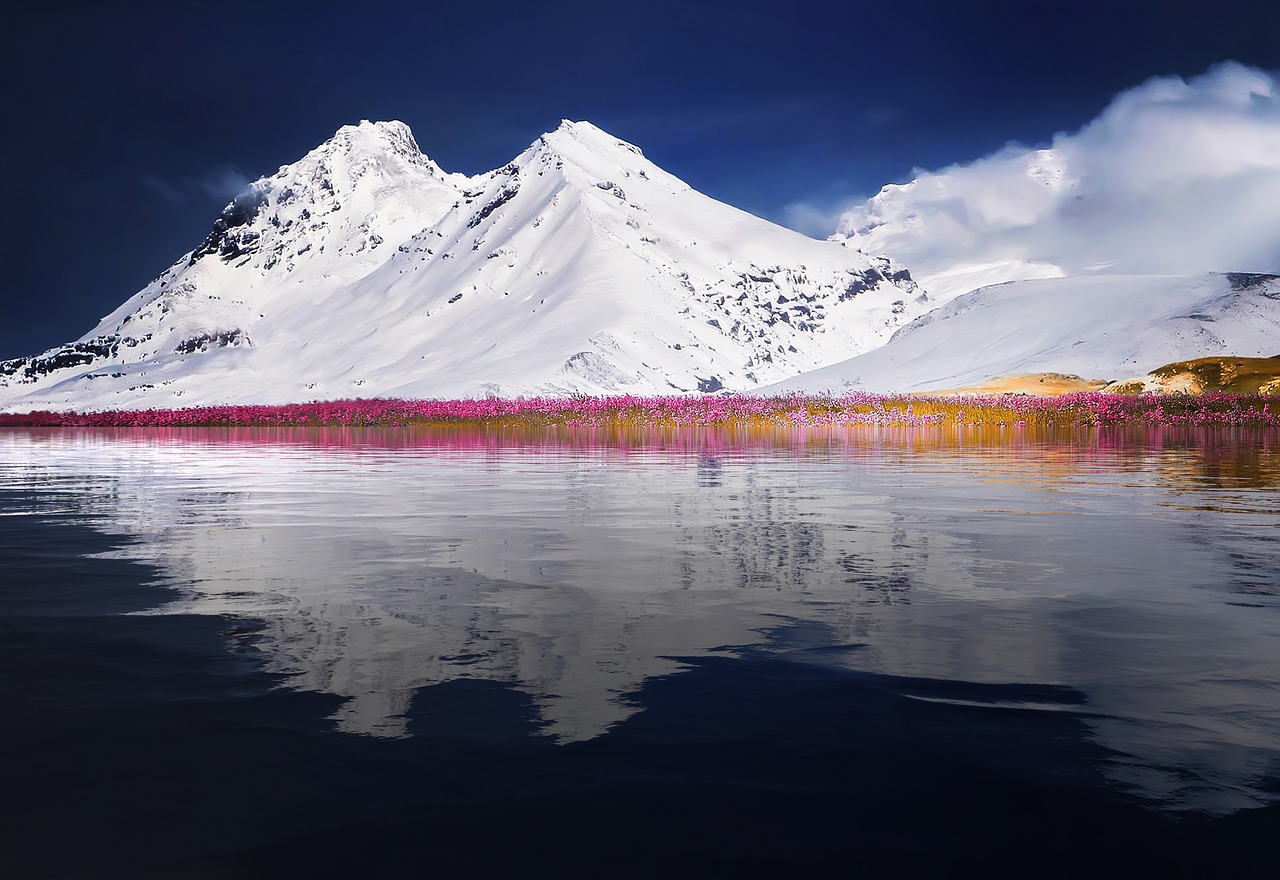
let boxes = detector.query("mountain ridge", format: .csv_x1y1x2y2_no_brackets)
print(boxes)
1,119,925,411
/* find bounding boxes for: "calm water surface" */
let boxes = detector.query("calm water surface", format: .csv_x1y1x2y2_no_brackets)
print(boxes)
3,426,1279,877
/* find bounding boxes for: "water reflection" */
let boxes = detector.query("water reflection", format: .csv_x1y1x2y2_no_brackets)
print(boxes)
2,425,1279,815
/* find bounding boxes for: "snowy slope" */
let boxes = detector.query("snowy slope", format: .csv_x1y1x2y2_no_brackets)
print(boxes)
762,273,1280,394
0,120,925,411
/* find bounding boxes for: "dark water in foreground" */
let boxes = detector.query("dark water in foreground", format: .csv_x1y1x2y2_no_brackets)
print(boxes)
3,426,1280,878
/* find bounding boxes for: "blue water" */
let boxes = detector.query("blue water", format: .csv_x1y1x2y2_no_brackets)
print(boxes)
2,426,1279,877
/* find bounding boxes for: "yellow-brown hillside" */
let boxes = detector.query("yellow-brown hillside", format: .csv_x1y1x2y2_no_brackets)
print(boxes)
933,373,1110,395
928,357,1280,397
1145,356,1280,394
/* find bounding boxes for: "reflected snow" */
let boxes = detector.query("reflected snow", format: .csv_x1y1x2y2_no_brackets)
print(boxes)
2,425,1279,815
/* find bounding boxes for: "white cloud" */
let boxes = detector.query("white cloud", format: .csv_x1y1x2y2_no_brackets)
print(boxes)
835,62,1280,297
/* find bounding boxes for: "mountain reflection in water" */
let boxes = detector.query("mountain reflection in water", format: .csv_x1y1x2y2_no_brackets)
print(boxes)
3,425,1279,825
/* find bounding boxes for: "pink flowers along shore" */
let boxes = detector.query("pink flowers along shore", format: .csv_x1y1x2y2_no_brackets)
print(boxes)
2,391,1280,429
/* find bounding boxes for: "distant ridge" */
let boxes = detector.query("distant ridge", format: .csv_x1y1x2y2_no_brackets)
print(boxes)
762,273,1280,394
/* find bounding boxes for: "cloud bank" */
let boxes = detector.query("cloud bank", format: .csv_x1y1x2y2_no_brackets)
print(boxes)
836,63,1280,297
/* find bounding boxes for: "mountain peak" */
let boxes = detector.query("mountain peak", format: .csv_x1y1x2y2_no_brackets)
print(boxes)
181,120,467,271
345,119,412,135
537,119,645,161
330,120,414,147
326,119,420,153
287,119,452,179
553,118,608,135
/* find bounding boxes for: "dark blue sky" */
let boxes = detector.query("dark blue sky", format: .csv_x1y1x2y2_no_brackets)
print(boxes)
3,0,1278,357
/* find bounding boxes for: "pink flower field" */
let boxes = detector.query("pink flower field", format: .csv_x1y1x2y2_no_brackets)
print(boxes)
2,391,1279,430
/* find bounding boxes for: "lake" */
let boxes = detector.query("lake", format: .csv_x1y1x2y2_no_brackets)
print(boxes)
3,425,1279,877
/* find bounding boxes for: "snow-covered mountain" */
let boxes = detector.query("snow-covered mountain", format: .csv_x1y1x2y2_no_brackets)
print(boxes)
762,272,1280,394
0,120,926,411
